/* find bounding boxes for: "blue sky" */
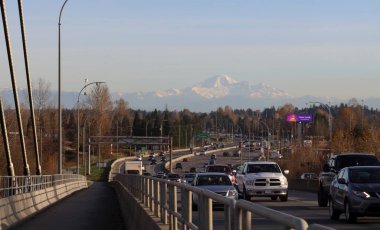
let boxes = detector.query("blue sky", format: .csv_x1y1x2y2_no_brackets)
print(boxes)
0,0,380,99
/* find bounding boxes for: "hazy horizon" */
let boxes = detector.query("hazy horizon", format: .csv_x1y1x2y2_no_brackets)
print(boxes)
0,0,379,101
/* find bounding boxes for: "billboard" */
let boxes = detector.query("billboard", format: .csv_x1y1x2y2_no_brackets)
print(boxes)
286,114,313,122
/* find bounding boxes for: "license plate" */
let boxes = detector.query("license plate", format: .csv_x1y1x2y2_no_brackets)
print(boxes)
265,190,271,194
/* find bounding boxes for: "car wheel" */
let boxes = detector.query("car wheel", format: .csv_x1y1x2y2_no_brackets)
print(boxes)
243,185,251,201
345,201,357,223
270,196,278,201
280,193,288,202
329,198,340,220
318,188,328,207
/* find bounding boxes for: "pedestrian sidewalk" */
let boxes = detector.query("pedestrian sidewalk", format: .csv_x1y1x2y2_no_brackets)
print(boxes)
13,182,125,230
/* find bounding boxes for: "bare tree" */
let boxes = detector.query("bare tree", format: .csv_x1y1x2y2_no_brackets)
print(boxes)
86,84,113,136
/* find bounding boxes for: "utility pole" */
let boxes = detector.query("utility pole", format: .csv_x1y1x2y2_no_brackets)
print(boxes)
169,137,173,172
178,125,181,149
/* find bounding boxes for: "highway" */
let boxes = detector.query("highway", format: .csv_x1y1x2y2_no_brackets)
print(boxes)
116,147,380,229
173,147,380,229
191,190,380,230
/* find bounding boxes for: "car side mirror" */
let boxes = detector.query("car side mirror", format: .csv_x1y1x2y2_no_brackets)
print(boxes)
283,170,289,175
323,164,330,172
337,178,347,184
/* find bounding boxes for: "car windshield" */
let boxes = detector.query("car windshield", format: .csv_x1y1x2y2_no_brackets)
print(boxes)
247,164,281,173
349,168,380,183
207,166,230,173
197,175,232,186
337,155,379,169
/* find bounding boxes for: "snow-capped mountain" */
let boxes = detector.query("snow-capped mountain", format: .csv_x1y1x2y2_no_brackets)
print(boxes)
2,75,380,111
118,75,380,111
151,75,291,100
119,75,295,111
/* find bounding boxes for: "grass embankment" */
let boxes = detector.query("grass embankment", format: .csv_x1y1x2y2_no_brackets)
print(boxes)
80,161,113,181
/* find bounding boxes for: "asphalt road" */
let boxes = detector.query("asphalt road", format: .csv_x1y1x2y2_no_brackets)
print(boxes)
191,190,380,230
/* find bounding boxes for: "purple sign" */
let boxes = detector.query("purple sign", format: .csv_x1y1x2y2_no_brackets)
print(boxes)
286,114,313,122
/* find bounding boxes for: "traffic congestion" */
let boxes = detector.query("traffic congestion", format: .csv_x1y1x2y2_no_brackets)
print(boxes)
122,142,380,229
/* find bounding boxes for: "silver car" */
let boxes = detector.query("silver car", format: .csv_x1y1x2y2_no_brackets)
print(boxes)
192,173,238,209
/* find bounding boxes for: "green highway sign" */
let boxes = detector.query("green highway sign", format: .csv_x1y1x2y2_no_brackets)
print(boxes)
196,132,210,138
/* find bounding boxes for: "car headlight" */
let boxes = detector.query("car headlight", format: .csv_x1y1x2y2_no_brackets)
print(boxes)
280,177,288,186
227,189,238,197
352,190,371,199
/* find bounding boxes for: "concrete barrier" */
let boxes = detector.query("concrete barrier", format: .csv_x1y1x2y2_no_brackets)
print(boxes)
108,157,135,182
164,146,236,170
0,180,87,229
111,179,168,230
288,179,319,192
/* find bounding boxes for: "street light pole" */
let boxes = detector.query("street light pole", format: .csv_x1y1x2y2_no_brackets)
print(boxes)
58,0,69,174
257,120,270,161
235,123,243,165
77,81,105,174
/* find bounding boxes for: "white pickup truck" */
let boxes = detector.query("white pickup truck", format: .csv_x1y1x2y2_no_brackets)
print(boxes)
235,161,289,202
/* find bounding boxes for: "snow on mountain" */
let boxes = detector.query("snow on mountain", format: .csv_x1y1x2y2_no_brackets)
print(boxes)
196,74,238,88
189,75,290,99
191,75,237,99
249,83,291,98
115,74,297,111
155,88,182,98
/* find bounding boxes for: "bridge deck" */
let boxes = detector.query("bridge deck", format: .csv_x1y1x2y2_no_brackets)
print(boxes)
14,182,125,230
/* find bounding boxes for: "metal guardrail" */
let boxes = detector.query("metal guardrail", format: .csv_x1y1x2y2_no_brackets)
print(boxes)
0,174,87,198
113,174,334,230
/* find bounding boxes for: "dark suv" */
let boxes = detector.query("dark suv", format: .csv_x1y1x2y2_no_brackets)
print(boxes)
318,153,379,207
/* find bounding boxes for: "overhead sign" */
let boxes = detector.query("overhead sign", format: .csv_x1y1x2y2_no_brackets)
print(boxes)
196,132,210,138
286,114,313,122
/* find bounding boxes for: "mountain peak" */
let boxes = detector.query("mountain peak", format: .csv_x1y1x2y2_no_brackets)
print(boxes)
190,75,238,99
196,75,238,88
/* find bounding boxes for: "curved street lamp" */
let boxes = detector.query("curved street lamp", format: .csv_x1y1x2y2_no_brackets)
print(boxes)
58,0,69,174
77,81,105,174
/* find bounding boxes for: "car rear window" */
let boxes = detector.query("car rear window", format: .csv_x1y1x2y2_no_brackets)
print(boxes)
206,165,230,173
184,174,195,178
197,175,232,186
168,174,180,179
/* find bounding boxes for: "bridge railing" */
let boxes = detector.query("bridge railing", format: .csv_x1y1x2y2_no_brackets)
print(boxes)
113,174,334,230
0,174,86,198
0,174,88,228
